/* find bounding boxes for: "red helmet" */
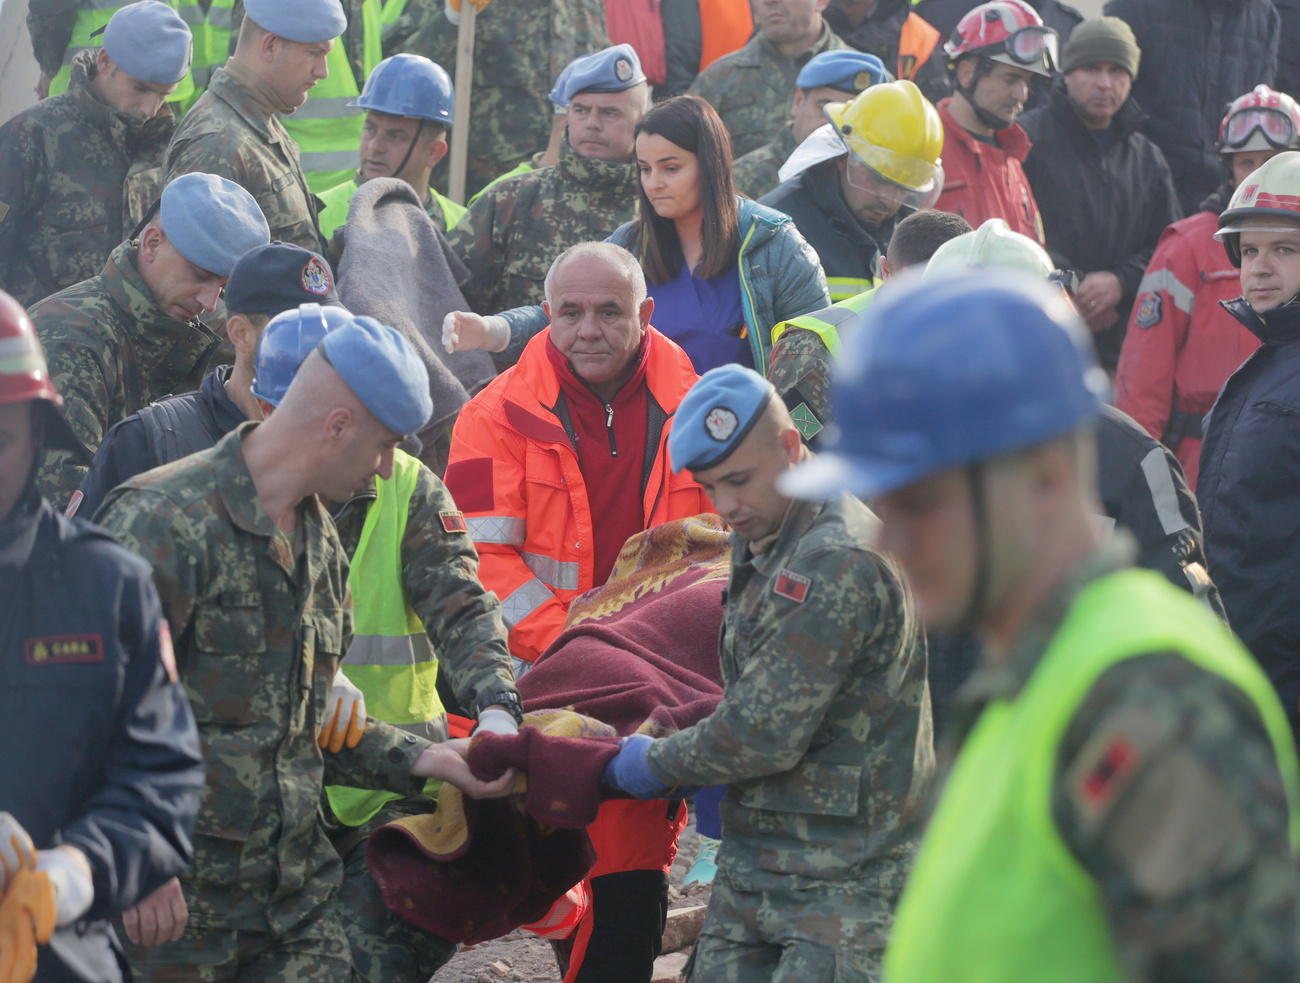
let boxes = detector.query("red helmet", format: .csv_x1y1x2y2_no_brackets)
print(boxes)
1218,85,1300,154
0,290,89,461
944,0,1058,78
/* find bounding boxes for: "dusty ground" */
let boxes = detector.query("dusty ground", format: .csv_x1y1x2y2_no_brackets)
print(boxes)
433,826,711,982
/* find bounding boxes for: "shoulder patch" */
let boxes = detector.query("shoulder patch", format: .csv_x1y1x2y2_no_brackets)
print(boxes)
1072,735,1141,821
158,620,178,683
440,510,468,533
774,568,810,603
64,489,84,518
1135,292,1162,329
789,402,823,441
25,634,104,666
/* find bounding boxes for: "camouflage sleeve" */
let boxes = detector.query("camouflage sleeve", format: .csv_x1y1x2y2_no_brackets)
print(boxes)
26,0,80,77
95,487,201,642
647,546,895,787
1053,653,1298,982
0,116,43,295
767,328,831,445
445,184,510,315
402,465,517,712
34,321,116,507
323,718,432,794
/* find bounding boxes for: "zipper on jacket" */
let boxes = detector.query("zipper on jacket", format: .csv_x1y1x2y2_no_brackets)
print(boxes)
604,403,619,458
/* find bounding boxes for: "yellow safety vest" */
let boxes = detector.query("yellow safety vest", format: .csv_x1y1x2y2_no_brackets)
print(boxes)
317,176,468,237
324,450,445,826
770,287,875,357
49,0,196,106
281,0,384,194
885,568,1300,981
171,0,235,113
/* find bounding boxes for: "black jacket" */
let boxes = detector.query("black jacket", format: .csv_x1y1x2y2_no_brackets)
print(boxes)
0,495,204,982
1020,83,1182,366
1199,296,1300,746
759,158,891,296
824,0,950,102
77,366,244,521
1275,0,1300,102
1104,0,1279,215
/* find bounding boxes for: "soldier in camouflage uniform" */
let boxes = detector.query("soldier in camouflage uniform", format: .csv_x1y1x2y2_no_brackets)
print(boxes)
689,0,848,159
31,172,270,510
447,44,647,320
785,273,1300,982
165,0,347,254
96,316,513,981
731,49,887,199
601,365,935,982
391,0,609,198
0,4,192,308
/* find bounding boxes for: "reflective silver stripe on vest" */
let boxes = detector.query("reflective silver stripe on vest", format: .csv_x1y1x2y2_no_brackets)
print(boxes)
1137,268,1195,315
501,577,554,627
298,150,364,173
283,97,364,121
815,304,864,329
522,551,580,590
344,632,437,668
466,515,526,546
1138,447,1190,536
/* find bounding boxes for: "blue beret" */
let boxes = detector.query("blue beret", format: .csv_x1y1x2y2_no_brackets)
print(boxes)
796,50,890,93
669,365,776,473
160,173,270,277
226,242,337,316
103,1,192,85
549,54,582,109
561,43,646,103
321,317,432,435
245,0,346,43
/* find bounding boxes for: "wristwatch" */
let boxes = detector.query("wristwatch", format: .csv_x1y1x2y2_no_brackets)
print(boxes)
477,690,524,726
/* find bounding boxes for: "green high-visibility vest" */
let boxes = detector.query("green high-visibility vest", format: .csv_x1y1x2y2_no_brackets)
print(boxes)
379,0,409,26
769,287,875,357
884,568,1300,982
171,0,236,113
324,450,445,826
49,0,196,107
317,176,467,237
281,0,384,194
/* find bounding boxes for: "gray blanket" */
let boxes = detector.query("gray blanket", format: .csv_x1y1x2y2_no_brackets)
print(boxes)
337,178,495,470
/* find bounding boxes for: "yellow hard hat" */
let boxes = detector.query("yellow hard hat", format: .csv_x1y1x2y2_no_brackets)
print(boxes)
824,80,944,202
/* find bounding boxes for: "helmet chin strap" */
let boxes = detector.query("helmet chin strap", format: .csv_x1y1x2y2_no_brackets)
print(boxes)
385,118,427,187
958,58,1013,131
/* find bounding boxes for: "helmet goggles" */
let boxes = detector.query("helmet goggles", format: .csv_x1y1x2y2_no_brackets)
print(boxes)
1223,107,1299,152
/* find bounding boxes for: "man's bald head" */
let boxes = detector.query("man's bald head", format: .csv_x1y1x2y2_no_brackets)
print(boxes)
544,241,647,307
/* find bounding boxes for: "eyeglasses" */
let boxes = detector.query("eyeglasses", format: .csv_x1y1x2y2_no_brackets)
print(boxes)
1223,107,1298,150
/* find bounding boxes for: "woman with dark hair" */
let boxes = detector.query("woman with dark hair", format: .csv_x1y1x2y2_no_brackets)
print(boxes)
444,95,830,378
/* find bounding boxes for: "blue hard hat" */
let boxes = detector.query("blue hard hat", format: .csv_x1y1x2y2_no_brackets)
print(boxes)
350,54,454,125
252,303,353,405
780,270,1108,501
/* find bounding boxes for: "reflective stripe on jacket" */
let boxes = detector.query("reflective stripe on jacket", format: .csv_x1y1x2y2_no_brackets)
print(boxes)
1114,208,1258,489
444,327,713,664
326,449,443,826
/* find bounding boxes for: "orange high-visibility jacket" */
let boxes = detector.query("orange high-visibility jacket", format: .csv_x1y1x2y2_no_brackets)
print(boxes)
445,327,713,664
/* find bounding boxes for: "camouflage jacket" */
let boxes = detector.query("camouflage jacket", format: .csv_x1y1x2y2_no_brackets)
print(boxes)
96,423,432,935
392,0,609,197
26,0,82,76
943,542,1300,980
166,65,325,254
32,240,229,508
447,136,639,316
732,124,799,201
689,24,849,159
648,491,935,894
332,463,517,718
0,51,174,308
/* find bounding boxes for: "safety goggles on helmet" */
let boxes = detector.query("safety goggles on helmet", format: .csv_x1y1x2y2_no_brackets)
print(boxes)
1222,107,1300,152
843,146,945,212
1000,25,1058,69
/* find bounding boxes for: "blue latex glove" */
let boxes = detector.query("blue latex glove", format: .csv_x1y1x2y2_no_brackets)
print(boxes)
601,735,673,798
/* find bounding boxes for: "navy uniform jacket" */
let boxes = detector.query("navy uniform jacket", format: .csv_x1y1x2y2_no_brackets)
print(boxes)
0,496,204,982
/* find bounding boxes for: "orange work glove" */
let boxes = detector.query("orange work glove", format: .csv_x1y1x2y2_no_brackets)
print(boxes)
318,671,366,753
0,870,56,983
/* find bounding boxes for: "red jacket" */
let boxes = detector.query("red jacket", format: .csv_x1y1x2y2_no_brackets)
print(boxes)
934,98,1045,244
445,326,713,664
1114,209,1259,489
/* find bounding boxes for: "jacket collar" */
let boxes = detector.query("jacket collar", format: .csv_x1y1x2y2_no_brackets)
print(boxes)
735,21,841,67
1222,294,1300,345
938,98,1032,162
805,158,891,247
557,135,640,193
740,493,825,577
1045,77,1146,140
206,66,286,146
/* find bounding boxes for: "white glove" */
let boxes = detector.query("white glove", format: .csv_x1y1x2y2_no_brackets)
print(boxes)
442,311,510,354
318,670,367,753
474,708,519,736
0,813,35,892
35,846,93,927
